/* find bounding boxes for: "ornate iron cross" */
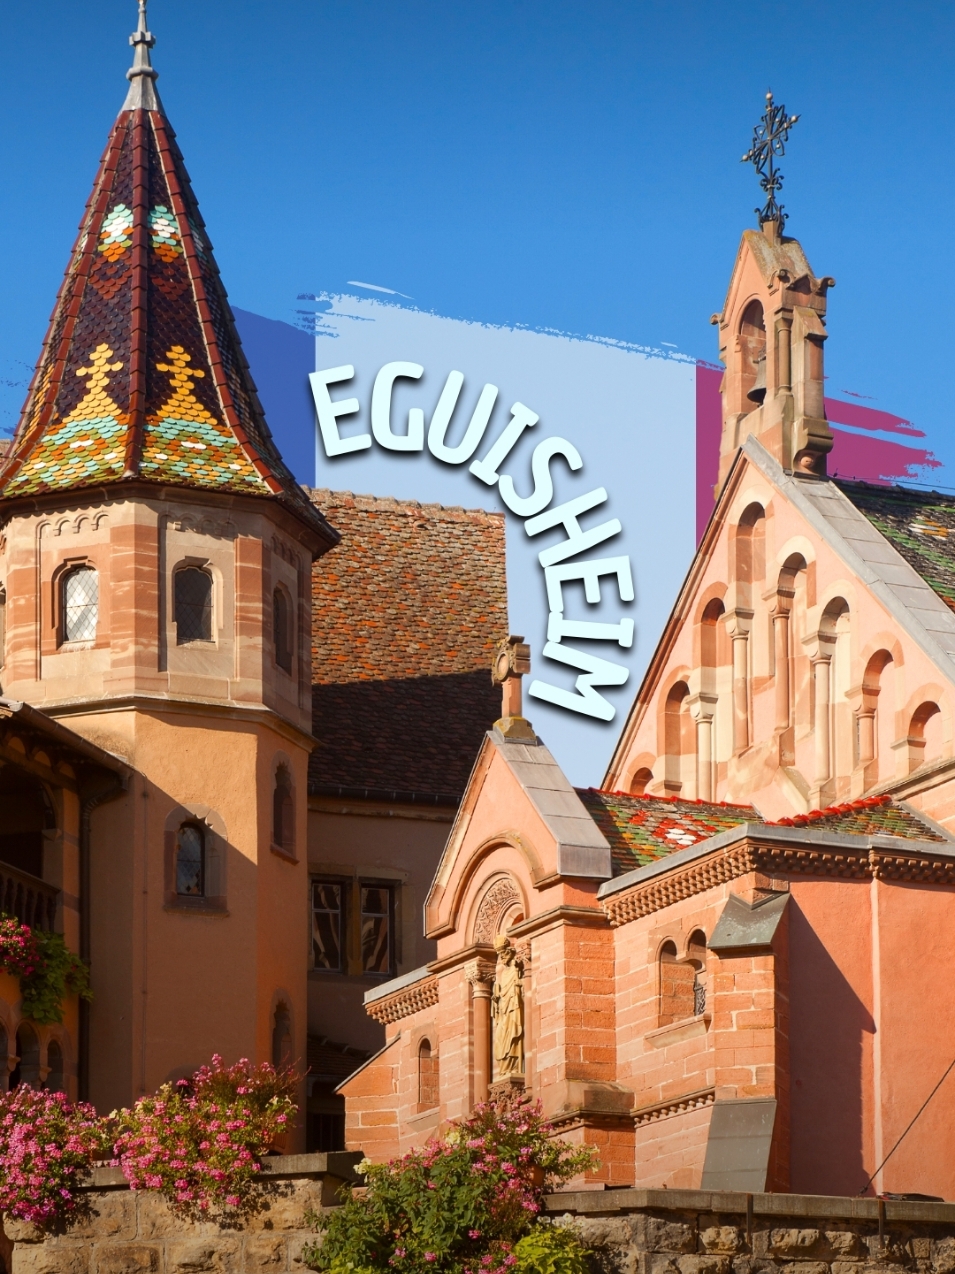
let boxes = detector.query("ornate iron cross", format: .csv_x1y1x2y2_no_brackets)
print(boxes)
742,91,799,228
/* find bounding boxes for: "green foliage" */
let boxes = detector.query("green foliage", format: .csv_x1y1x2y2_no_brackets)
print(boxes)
303,1098,597,1274
512,1227,589,1274
0,917,91,1026
20,930,91,1025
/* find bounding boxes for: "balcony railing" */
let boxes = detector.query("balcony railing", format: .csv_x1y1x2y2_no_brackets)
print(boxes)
0,864,58,931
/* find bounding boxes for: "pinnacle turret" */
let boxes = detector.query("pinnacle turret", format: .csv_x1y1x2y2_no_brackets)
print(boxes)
122,0,160,112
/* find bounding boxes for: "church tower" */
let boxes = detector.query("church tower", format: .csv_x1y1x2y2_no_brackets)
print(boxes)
713,95,836,496
0,4,338,1119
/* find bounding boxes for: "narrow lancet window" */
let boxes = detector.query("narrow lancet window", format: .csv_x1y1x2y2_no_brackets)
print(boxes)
175,567,213,643
63,566,98,642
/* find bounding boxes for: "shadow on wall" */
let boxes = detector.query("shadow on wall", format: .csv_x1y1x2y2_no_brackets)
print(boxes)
310,671,501,801
788,894,872,1196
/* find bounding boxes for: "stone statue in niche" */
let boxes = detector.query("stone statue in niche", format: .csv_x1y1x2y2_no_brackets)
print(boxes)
492,935,524,1078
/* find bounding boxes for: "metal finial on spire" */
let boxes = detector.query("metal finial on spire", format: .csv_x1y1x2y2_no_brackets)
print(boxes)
741,91,799,230
122,0,160,112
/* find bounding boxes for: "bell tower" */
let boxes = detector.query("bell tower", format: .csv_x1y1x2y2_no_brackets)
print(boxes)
713,94,835,496
0,3,339,1117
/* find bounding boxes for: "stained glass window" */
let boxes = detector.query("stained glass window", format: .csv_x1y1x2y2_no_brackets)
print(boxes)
175,567,213,643
312,881,343,971
63,566,98,642
176,823,204,896
361,884,393,975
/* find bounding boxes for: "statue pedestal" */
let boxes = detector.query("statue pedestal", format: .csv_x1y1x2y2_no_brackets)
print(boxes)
488,1075,525,1103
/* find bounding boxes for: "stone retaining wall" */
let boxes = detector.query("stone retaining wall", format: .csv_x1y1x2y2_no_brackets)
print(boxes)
546,1189,955,1274
6,1175,955,1274
0,1152,362,1274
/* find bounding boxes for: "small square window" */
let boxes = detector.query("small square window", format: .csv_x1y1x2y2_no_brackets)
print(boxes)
361,883,394,976
312,881,343,972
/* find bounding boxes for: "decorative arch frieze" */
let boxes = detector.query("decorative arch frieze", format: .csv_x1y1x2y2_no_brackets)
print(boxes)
472,875,524,945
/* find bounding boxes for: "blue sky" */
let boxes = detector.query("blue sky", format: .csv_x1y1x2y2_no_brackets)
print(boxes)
2,0,954,460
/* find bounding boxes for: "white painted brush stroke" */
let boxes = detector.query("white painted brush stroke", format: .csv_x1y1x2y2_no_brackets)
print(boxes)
311,291,697,787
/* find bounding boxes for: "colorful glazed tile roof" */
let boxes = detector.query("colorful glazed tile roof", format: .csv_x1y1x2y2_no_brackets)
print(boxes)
578,790,947,877
771,795,946,840
0,15,335,547
576,790,757,876
309,491,507,802
836,480,955,612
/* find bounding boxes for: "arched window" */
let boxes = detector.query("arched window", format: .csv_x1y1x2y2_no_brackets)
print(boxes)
739,300,766,409
664,681,691,795
688,930,707,1016
273,766,294,852
10,1024,39,1090
418,1038,439,1111
700,598,725,682
45,1040,64,1093
658,937,704,1026
174,567,213,643
272,1003,292,1070
62,565,98,643
909,701,943,773
175,822,205,897
630,767,653,796
859,651,894,777
273,586,293,674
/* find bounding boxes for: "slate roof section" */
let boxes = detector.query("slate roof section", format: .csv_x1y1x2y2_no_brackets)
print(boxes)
577,791,946,878
577,790,756,876
309,491,507,803
0,19,335,546
835,480,955,612
493,734,612,879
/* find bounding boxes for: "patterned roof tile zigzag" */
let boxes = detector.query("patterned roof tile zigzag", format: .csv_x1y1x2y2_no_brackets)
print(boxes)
0,15,335,547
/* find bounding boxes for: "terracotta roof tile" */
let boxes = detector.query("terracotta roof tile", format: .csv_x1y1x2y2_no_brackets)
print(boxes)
309,491,507,801
576,789,757,876
771,794,945,840
578,790,946,878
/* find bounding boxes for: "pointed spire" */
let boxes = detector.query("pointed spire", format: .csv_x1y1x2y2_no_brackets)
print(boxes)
122,0,160,112
0,3,337,549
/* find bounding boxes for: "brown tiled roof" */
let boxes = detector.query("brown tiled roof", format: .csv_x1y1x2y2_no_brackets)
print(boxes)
309,491,507,802
307,1034,369,1085
577,789,757,876
578,790,947,878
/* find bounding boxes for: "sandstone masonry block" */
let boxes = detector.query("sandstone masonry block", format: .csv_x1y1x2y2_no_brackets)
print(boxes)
242,1233,289,1269
700,1227,744,1254
92,1242,161,1274
165,1237,241,1273
13,1248,90,1274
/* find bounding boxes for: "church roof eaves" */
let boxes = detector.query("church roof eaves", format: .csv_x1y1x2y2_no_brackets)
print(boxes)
597,795,952,901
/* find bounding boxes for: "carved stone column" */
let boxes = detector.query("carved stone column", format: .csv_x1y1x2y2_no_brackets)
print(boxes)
812,653,832,784
465,959,495,1106
689,691,718,803
730,624,751,754
773,606,791,731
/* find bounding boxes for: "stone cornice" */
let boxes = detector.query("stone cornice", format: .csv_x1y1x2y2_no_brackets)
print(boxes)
365,977,439,1025
632,1087,715,1127
600,833,955,927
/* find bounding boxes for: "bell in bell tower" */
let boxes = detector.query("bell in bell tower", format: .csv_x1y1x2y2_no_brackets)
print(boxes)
712,93,836,497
